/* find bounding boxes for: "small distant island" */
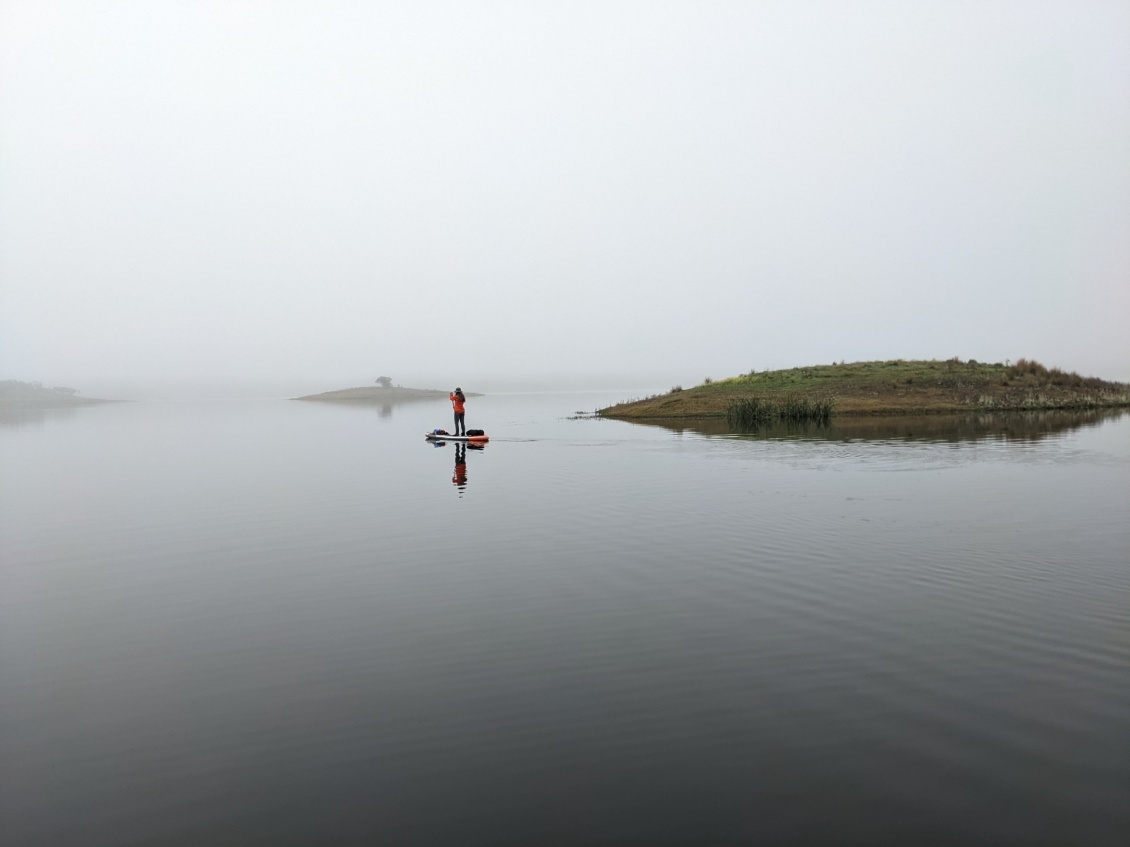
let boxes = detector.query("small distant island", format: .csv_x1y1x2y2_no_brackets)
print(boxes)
294,377,481,404
599,359,1130,420
0,380,118,409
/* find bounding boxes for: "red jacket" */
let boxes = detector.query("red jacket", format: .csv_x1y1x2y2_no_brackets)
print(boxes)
450,392,465,413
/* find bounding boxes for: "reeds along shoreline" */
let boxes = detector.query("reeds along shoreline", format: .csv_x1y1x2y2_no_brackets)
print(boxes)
727,395,835,428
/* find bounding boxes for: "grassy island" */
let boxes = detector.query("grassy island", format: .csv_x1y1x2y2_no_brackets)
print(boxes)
599,359,1130,419
0,380,117,409
294,386,481,403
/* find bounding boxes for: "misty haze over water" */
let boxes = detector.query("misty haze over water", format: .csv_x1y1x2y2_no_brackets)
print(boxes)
2,2,1128,392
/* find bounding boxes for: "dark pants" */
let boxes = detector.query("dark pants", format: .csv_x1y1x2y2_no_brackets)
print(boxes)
454,412,465,435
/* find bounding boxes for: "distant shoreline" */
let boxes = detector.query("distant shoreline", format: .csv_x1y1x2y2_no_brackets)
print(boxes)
293,386,482,403
0,380,119,409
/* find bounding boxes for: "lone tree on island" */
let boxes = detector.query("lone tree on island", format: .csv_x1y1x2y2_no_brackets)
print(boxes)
375,376,393,388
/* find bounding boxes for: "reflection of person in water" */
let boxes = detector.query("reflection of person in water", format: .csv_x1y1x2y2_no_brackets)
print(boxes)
452,443,468,490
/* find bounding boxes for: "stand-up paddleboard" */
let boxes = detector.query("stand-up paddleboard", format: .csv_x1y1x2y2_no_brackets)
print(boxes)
426,430,489,444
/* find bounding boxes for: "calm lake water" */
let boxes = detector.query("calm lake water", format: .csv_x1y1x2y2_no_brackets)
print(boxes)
2,393,1127,846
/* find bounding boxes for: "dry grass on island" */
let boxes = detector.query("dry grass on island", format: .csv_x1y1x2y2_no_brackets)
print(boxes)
599,359,1130,420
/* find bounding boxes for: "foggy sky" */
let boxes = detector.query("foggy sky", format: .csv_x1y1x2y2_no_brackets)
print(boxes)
2,1,1128,397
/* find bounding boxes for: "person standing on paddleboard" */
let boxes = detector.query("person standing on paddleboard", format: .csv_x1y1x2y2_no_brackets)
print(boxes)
450,387,466,436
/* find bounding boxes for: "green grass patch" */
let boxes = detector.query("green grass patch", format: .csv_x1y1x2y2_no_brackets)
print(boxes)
727,395,835,427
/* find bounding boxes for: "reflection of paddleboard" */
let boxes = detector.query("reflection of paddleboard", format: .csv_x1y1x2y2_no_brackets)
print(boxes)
425,431,489,443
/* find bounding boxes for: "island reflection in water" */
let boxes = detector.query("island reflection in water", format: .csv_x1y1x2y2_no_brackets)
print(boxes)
0,406,84,428
630,408,1127,444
